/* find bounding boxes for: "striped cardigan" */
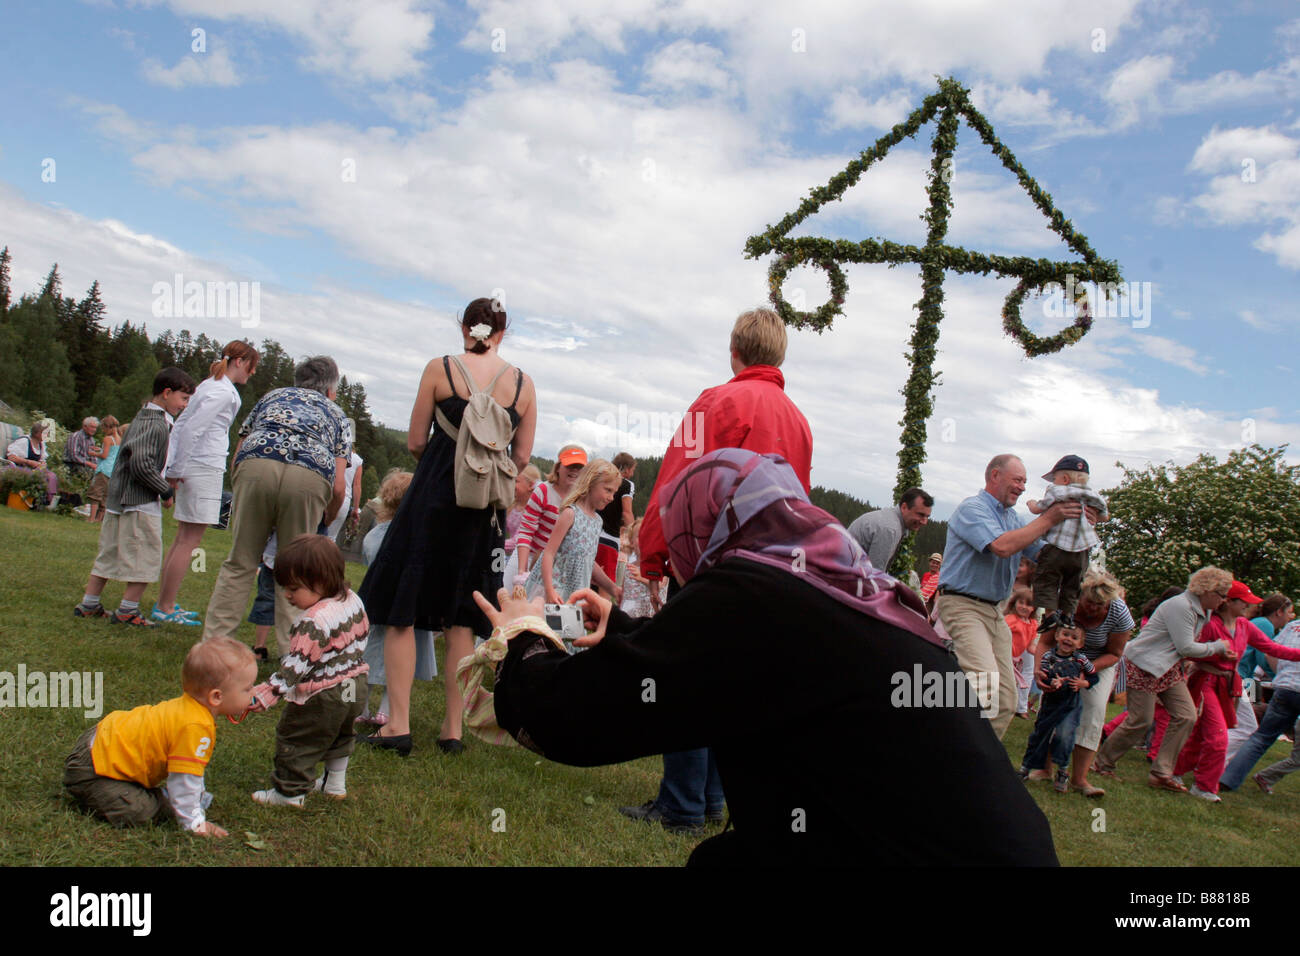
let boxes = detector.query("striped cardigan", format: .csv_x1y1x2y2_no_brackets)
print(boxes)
252,590,369,708
105,406,174,511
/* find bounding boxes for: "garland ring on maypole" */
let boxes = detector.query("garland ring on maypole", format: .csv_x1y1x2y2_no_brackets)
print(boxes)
767,250,849,333
1001,272,1095,358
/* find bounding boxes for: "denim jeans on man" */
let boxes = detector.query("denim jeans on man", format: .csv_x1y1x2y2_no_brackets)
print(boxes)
1220,688,1300,790
652,577,725,825
656,748,725,824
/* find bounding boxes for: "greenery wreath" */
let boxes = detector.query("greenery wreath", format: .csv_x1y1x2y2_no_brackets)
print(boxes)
745,76,1122,574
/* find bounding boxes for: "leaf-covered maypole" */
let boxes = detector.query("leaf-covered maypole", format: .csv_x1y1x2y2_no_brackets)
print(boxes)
744,76,1122,576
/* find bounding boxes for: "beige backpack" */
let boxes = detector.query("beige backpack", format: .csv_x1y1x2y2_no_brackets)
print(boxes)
435,355,518,512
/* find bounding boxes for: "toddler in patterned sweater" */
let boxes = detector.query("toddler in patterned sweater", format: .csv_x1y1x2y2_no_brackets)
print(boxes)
248,534,369,806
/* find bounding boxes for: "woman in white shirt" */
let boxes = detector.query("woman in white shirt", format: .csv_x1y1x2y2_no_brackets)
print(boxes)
154,341,259,625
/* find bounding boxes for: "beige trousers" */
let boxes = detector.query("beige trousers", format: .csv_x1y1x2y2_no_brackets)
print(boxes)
937,593,1016,739
1094,673,1197,777
204,458,330,656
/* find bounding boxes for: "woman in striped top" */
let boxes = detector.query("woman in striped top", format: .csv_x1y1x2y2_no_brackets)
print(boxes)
513,444,587,581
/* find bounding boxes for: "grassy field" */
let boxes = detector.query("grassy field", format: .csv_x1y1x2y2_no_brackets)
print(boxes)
2,504,1298,867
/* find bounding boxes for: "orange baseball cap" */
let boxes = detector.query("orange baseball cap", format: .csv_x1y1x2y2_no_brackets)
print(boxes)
558,447,588,467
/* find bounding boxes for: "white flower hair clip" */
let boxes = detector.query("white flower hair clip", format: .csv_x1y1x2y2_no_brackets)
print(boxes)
469,323,493,340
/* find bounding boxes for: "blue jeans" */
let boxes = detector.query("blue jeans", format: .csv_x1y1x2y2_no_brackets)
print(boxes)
1022,691,1083,771
1221,688,1300,790
656,748,724,825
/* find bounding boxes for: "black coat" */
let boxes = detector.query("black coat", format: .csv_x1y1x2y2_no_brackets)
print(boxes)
494,558,1059,866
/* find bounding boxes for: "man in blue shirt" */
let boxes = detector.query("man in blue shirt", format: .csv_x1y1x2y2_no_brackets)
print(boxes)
936,454,1083,739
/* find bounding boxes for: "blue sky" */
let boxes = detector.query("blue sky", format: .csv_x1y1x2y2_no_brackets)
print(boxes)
0,0,1294,514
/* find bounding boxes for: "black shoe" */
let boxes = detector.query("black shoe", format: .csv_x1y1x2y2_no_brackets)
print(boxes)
437,738,464,755
705,808,725,824
252,646,269,662
360,732,412,757
618,800,704,836
1038,611,1062,633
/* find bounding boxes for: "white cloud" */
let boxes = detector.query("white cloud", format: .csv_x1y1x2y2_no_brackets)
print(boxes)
1104,44,1300,130
1104,54,1175,128
126,0,435,82
1185,124,1300,271
142,46,240,88
463,0,1144,99
643,40,734,96
823,87,914,130
1189,125,1299,173
1238,309,1272,331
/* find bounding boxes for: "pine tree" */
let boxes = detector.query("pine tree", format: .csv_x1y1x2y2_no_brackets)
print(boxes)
67,281,107,415
5,295,76,421
0,246,11,316
39,263,61,303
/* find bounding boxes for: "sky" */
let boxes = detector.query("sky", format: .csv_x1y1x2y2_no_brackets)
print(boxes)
0,0,1294,517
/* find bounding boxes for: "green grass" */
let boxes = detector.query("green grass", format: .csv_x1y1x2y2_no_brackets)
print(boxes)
2,504,1298,866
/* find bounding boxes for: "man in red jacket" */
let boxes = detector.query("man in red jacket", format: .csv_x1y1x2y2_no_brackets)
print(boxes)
621,306,813,834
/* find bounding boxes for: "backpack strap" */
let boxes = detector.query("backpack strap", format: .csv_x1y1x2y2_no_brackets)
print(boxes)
508,369,523,412
448,354,511,398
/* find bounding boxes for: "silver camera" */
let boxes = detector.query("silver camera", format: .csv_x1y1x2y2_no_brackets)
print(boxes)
543,603,586,640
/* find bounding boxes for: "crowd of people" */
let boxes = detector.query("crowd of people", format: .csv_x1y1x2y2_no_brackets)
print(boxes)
48,300,1300,866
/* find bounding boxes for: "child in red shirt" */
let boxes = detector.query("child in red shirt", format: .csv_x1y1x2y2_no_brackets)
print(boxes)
1007,585,1039,719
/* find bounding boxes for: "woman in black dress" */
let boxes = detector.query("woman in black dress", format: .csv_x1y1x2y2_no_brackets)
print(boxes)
360,298,536,755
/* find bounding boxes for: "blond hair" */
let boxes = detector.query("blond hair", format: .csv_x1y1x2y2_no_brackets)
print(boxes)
183,638,253,697
562,459,620,510
1187,566,1233,597
730,307,787,368
1056,469,1090,486
377,468,414,522
1080,570,1124,607
520,463,542,486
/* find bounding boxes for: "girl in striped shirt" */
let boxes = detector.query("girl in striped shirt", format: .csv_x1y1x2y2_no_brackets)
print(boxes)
513,444,587,581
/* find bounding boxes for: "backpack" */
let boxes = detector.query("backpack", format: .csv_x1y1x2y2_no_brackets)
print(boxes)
435,355,518,512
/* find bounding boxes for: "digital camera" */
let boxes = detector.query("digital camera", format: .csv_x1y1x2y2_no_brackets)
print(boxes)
543,603,586,640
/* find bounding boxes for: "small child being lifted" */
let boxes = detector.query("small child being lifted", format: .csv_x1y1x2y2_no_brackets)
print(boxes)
1026,455,1107,631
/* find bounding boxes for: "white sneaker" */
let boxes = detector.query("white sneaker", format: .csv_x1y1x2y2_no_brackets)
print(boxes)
251,788,305,808
1188,784,1222,803
313,772,347,799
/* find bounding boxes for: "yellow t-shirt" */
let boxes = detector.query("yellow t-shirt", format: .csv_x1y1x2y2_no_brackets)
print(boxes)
90,694,216,786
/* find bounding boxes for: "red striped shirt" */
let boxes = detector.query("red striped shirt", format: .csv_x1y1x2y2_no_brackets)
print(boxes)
516,481,561,557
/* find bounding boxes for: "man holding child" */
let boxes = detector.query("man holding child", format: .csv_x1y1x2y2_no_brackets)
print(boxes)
936,454,1090,739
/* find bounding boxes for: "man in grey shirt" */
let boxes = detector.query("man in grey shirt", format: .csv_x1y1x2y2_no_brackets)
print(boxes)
847,487,933,572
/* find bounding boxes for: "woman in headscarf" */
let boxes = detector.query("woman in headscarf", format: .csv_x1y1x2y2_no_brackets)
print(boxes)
474,449,1058,866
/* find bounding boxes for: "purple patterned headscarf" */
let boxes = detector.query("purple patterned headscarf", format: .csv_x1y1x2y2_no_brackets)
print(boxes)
660,449,944,647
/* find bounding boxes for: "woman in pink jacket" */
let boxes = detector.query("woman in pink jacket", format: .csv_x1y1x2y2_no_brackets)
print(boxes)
1150,580,1300,801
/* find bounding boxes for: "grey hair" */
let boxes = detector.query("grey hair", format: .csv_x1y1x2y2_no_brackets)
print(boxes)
82,417,99,427
294,356,340,396
985,453,1021,483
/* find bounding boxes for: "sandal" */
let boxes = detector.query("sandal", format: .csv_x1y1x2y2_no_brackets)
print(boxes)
1072,781,1106,798
1148,773,1188,793
1090,763,1122,781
